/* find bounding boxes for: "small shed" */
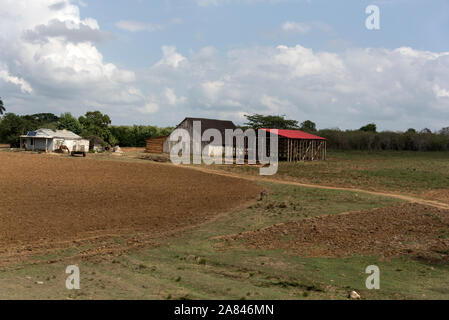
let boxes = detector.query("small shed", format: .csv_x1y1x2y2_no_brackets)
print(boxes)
260,129,327,161
146,135,169,154
20,129,89,153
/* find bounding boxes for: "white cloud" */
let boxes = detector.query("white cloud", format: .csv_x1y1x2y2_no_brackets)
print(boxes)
165,88,187,105
260,94,291,113
0,0,148,116
137,101,159,114
282,21,310,34
196,0,294,6
0,68,33,94
433,85,449,98
155,46,187,69
115,20,163,32
143,44,449,129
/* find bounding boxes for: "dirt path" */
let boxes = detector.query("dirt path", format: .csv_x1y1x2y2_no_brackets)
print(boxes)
181,165,449,210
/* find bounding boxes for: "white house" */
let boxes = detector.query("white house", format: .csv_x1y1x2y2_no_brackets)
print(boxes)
20,129,89,153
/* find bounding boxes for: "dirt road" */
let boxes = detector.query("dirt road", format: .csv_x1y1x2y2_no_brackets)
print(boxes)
183,165,449,210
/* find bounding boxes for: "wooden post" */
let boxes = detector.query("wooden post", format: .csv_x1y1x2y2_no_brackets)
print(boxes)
294,140,297,162
325,141,327,160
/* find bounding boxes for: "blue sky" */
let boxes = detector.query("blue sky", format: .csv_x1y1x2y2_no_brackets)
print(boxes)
1,0,449,130
86,0,449,63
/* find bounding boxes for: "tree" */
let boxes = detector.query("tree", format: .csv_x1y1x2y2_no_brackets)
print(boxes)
244,114,300,130
360,123,377,133
439,127,449,136
0,98,5,115
300,120,317,133
0,113,30,146
406,128,417,134
79,111,116,145
57,113,82,134
21,113,59,130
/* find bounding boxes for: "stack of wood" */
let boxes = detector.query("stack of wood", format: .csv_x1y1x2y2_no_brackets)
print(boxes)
146,136,168,154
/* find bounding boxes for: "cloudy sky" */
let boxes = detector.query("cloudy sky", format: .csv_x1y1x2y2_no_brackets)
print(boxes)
1,0,448,130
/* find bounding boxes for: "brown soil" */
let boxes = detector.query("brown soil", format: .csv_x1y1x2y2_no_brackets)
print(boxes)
120,147,145,153
421,189,449,205
221,203,449,261
0,152,262,257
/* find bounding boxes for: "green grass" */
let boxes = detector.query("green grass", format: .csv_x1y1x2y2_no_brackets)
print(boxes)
2,182,447,300
0,151,448,300
205,151,449,195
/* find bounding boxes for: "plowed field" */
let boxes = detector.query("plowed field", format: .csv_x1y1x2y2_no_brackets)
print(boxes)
0,152,262,255
223,203,449,261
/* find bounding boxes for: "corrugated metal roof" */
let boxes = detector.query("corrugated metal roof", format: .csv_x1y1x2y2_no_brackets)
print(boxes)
178,118,237,136
260,129,326,140
21,129,82,139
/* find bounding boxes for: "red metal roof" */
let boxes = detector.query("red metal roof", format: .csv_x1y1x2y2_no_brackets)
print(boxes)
260,129,326,140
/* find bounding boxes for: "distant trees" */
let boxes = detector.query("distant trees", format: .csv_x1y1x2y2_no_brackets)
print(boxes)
440,127,449,136
0,113,30,146
300,120,317,133
57,113,82,135
78,111,117,145
0,98,5,115
110,126,174,147
0,110,173,148
1,108,447,152
317,128,449,151
360,123,377,133
244,114,300,130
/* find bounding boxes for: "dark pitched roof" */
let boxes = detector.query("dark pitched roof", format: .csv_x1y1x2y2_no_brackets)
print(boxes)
178,117,237,135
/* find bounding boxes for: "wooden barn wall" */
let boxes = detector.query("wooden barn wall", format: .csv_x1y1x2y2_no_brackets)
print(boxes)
146,136,167,154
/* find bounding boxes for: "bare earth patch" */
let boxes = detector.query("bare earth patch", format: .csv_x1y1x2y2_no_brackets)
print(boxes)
221,203,449,261
0,152,262,258
421,189,449,205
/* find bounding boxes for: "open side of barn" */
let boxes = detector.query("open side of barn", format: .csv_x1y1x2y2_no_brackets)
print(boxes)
261,129,327,162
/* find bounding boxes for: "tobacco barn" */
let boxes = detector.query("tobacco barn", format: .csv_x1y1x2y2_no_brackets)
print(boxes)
260,129,327,162
146,118,237,156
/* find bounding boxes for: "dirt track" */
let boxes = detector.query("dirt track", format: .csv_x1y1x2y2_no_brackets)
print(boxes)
185,166,449,210
221,203,449,261
0,152,262,254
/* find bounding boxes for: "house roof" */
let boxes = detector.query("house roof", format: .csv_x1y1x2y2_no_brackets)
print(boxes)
178,117,237,135
260,129,326,140
21,129,82,140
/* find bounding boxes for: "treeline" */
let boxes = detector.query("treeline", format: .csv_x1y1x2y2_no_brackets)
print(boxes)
244,114,449,152
317,129,449,151
0,111,173,148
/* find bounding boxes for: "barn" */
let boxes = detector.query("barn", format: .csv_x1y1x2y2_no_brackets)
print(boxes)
260,129,327,162
146,118,237,156
20,129,89,153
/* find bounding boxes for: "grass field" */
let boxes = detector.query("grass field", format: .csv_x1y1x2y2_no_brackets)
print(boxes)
0,150,448,300
205,151,449,196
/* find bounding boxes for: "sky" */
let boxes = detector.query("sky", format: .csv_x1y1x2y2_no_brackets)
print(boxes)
0,0,449,131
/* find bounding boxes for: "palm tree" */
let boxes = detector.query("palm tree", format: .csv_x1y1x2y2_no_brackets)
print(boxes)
0,98,5,115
